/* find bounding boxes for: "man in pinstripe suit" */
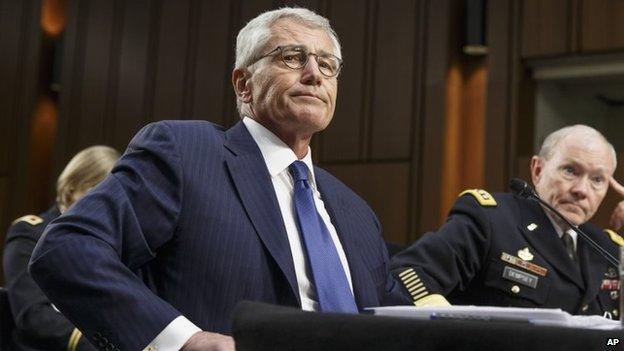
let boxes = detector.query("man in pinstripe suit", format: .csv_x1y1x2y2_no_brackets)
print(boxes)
30,7,408,351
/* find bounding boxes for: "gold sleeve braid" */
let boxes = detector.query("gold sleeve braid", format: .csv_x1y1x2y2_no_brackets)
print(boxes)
398,268,429,305
67,328,82,351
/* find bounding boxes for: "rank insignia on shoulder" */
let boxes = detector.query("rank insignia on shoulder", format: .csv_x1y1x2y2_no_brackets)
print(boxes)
458,189,497,207
604,229,624,247
11,215,43,226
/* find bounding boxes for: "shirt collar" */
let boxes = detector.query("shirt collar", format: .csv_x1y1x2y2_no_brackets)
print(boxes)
242,117,316,182
543,207,578,245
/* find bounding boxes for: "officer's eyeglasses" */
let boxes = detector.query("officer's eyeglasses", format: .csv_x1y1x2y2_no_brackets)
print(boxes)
253,45,343,78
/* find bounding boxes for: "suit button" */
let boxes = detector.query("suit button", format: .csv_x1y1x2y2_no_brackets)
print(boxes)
511,285,520,294
581,305,588,312
613,309,619,317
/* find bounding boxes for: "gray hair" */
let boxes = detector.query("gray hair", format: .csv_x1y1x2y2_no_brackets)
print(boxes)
538,124,617,169
235,7,342,70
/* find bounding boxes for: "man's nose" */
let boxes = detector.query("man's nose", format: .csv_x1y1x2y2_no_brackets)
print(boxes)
300,56,323,86
570,177,589,198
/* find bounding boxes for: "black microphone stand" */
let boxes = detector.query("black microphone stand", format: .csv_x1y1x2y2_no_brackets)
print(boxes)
510,178,619,267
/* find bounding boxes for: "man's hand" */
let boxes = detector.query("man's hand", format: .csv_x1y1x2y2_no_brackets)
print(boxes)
181,331,235,351
609,177,624,230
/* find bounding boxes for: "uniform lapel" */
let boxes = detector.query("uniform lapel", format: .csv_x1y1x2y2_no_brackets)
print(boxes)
517,198,584,289
314,169,377,308
223,122,300,304
577,226,609,306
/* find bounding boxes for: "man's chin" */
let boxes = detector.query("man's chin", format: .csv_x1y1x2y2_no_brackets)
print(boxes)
558,210,585,226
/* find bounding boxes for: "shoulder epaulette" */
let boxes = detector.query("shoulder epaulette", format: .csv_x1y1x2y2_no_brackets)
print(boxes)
458,189,497,207
11,215,43,226
604,229,624,247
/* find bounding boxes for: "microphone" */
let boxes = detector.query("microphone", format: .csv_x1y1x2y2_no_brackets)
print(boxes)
509,178,619,267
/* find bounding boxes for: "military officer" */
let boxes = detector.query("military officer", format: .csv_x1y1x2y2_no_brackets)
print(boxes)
391,125,623,318
3,146,119,350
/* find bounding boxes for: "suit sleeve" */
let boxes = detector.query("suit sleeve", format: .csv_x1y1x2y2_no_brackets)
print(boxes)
390,195,492,302
29,122,185,351
3,227,96,351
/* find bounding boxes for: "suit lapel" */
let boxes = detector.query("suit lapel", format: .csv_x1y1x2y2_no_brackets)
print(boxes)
517,198,584,289
315,169,376,308
224,122,299,304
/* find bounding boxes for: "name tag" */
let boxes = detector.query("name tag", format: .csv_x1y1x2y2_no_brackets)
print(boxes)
503,266,538,288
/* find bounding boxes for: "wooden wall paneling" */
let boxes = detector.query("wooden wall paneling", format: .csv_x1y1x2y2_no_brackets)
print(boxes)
151,0,191,121
111,0,152,151
77,0,116,148
415,0,451,235
53,0,80,176
369,0,417,160
324,162,410,244
484,0,519,192
192,1,232,126
238,0,276,23
4,0,42,222
407,0,427,242
520,0,570,58
0,0,42,283
0,0,25,179
581,0,624,52
320,0,369,162
278,0,321,11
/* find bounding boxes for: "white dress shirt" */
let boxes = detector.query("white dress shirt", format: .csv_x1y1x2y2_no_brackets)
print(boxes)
143,117,353,350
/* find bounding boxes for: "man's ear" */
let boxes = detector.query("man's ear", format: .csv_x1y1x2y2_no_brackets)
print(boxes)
530,156,543,186
232,68,252,103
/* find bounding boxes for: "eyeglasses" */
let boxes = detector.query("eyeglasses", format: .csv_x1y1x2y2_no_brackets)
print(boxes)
253,45,343,78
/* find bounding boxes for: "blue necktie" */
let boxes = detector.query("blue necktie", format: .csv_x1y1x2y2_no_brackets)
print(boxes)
289,160,358,313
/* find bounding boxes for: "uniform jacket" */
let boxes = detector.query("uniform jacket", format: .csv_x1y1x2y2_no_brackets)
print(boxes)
3,206,95,351
391,191,622,318
29,120,405,351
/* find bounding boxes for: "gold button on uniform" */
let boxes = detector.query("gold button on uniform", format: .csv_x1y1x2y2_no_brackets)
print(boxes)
613,309,619,317
511,285,520,294
581,305,588,312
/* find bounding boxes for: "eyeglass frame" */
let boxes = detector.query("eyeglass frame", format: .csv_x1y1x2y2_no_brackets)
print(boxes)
250,45,344,78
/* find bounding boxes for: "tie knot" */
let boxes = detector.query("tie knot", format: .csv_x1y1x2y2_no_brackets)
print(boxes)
289,160,309,182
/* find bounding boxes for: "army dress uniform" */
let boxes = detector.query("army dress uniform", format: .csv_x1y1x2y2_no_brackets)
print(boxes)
391,190,624,318
3,206,95,351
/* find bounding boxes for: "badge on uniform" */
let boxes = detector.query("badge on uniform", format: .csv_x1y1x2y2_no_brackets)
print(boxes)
526,223,538,231
517,247,533,261
601,279,620,290
501,252,548,277
605,267,618,279
503,266,538,288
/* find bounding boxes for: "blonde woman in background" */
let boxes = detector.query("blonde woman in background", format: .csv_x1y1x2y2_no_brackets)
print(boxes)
3,145,119,351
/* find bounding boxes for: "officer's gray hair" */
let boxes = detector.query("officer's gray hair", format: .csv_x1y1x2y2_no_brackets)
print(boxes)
538,124,617,170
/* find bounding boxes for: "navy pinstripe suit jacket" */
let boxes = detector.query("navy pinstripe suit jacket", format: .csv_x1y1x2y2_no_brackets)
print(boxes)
29,120,407,350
